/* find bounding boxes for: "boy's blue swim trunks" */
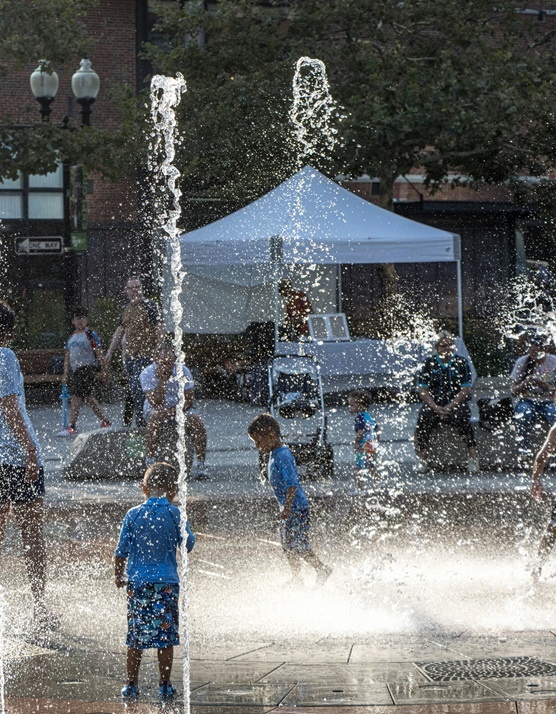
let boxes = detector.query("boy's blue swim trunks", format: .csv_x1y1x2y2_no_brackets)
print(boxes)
126,582,179,650
279,507,311,553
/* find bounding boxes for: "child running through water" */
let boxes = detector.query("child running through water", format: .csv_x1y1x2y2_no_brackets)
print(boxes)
248,414,331,586
114,462,195,702
62,306,110,434
348,389,380,490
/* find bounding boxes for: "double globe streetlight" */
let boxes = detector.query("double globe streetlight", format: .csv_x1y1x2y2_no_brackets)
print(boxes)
30,58,100,126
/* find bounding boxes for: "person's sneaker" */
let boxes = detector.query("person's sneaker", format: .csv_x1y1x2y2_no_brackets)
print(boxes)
66,425,77,435
467,457,480,474
159,682,177,701
99,419,111,428
196,461,209,481
316,565,332,586
415,460,430,474
121,682,139,701
33,605,61,631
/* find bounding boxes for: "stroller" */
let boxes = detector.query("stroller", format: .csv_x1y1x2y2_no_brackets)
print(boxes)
267,354,334,479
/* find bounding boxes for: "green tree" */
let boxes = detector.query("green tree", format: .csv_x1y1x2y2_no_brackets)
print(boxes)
291,0,556,202
0,0,95,74
144,0,296,218
145,0,556,209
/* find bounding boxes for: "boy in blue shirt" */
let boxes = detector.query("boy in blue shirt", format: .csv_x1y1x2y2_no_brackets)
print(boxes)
248,414,331,586
114,462,195,702
348,389,380,489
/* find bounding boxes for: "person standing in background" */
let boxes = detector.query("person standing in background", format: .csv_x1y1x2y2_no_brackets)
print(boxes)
106,277,165,427
278,280,313,340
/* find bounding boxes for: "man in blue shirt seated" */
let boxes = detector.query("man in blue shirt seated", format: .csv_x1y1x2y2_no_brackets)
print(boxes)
415,332,478,474
140,345,208,480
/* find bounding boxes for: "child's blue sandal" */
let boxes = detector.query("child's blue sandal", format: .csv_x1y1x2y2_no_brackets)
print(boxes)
159,682,177,701
121,682,139,700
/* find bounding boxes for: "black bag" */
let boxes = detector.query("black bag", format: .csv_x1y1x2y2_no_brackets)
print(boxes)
477,397,514,431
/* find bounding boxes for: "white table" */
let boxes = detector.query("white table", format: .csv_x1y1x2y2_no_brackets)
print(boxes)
276,338,476,392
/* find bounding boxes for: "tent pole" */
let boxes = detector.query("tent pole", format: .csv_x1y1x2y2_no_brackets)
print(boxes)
270,235,283,354
337,265,342,312
274,268,280,354
456,259,463,339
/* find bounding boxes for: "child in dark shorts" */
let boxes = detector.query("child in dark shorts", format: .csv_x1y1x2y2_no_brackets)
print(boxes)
62,307,110,434
0,300,58,630
114,462,195,702
248,414,331,586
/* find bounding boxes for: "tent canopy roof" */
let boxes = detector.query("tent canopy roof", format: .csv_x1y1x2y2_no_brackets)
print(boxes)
180,166,461,266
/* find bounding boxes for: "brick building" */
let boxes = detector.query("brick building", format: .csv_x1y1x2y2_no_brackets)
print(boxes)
0,0,150,349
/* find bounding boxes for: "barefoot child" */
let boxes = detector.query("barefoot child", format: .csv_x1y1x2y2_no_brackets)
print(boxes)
115,462,195,702
62,307,110,434
248,414,331,586
348,389,379,489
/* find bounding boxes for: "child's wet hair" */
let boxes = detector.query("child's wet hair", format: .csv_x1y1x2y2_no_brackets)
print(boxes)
248,413,281,438
72,306,88,318
143,462,179,492
349,389,373,410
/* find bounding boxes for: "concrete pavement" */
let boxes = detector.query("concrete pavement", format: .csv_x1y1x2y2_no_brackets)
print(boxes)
4,390,556,711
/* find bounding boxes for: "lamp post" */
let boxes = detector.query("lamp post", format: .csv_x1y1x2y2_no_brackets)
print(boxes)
29,58,100,315
30,58,100,127
71,59,100,127
29,60,59,121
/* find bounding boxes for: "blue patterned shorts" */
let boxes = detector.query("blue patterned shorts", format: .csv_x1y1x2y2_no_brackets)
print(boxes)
126,582,179,650
355,441,377,472
279,507,311,553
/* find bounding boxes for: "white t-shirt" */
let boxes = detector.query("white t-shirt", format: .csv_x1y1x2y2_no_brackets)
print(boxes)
0,348,43,467
139,362,194,419
66,330,100,371
510,353,556,402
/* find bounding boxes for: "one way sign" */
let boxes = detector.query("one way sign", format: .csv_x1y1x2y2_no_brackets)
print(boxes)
15,236,63,255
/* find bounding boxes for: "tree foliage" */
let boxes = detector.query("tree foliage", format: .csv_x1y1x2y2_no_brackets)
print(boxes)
143,0,556,212
0,0,96,75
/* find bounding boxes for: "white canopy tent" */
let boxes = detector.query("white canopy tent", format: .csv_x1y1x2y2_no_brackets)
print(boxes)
174,165,463,336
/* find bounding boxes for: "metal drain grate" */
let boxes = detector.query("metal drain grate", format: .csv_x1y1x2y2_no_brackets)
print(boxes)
415,656,556,681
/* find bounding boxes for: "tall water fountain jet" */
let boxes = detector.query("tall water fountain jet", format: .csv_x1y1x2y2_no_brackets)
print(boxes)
149,73,191,712
281,58,340,329
0,586,5,714
290,57,338,170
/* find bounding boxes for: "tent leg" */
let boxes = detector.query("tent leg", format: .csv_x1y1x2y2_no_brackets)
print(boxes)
274,270,280,354
337,265,342,313
456,259,463,339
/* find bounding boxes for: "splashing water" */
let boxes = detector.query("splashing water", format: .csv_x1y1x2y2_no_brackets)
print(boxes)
290,57,338,169
498,273,556,346
0,586,5,714
149,73,191,712
280,58,340,328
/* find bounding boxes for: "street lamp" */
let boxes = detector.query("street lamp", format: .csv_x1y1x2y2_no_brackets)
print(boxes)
30,60,59,121
30,58,100,127
71,59,100,127
28,57,100,318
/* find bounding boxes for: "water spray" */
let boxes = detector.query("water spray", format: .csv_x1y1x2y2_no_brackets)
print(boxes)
0,586,5,714
149,72,191,712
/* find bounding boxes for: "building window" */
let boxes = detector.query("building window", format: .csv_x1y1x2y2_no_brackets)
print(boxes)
0,165,64,220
